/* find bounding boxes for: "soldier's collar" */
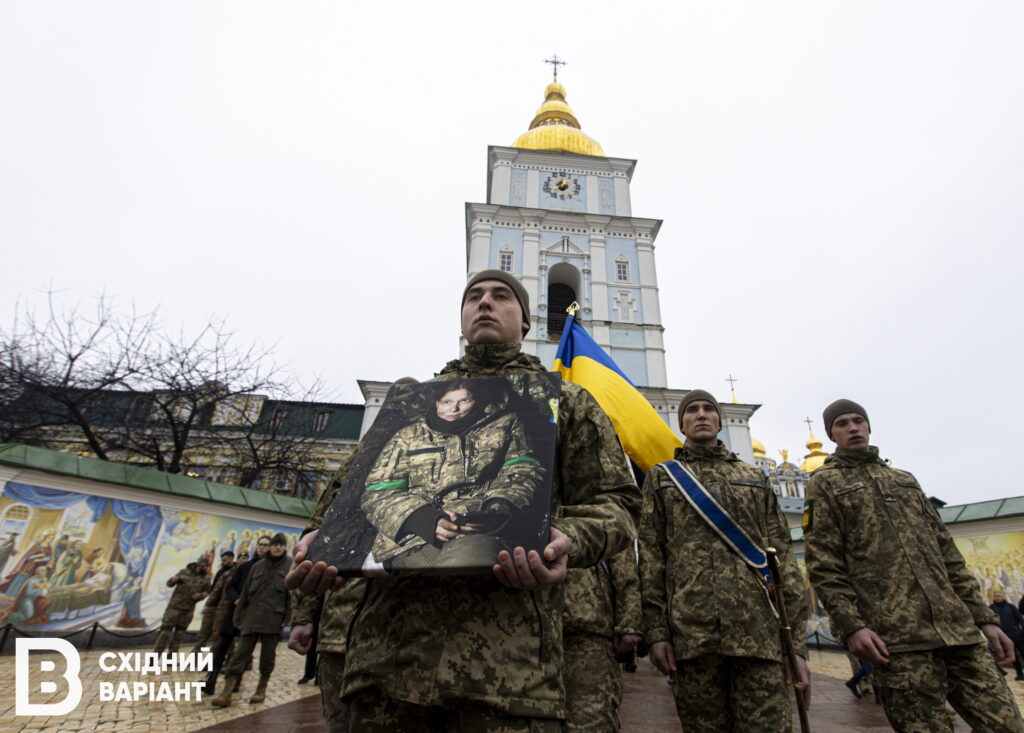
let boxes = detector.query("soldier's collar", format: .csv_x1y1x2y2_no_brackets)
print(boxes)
677,440,734,462
440,343,545,375
832,446,882,465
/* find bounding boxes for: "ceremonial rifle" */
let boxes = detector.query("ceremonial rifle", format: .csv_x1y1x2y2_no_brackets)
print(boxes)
766,546,811,733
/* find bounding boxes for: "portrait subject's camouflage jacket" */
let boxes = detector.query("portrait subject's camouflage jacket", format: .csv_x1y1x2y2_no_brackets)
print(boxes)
805,446,997,652
362,402,542,563
638,441,807,662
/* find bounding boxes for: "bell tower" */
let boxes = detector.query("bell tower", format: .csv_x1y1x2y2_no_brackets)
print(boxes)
464,73,667,389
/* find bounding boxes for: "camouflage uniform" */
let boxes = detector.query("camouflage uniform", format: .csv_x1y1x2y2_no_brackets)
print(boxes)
362,393,542,568
805,446,1024,732
563,547,641,732
339,343,639,730
192,565,232,652
153,564,211,654
638,441,806,733
209,562,241,647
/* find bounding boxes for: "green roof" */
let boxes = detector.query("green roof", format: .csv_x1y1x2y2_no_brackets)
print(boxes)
938,496,1024,524
0,443,316,519
789,495,1024,542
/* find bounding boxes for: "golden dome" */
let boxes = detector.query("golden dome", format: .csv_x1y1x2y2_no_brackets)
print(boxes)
513,82,605,157
800,430,829,473
752,438,767,459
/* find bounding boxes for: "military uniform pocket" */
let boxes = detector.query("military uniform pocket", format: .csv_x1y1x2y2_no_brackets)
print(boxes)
871,666,910,690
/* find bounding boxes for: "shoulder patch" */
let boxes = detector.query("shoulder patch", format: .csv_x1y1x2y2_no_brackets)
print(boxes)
802,500,813,532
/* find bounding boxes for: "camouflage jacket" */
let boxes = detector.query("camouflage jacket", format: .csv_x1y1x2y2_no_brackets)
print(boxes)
165,565,210,611
362,400,543,563
564,546,642,639
201,566,231,611
341,343,640,718
638,442,807,662
804,447,997,653
291,451,366,655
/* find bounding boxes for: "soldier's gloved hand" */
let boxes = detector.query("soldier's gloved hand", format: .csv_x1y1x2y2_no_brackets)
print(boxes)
649,640,676,675
492,526,570,590
284,529,346,595
981,623,1016,666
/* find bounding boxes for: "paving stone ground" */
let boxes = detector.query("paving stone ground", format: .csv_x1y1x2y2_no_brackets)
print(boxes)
2,645,1023,732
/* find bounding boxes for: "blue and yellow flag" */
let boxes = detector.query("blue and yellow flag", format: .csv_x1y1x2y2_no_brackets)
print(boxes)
552,314,682,472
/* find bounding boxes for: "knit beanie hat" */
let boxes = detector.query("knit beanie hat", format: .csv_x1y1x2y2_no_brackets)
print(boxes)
823,399,870,440
677,389,722,432
462,270,531,335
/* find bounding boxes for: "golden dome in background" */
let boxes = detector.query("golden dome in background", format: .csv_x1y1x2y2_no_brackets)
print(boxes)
800,430,829,473
513,82,605,157
752,438,767,459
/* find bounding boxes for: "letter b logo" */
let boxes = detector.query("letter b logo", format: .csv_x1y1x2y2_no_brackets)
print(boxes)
15,638,82,716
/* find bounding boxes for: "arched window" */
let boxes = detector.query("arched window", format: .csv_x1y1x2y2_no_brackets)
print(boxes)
547,263,581,341
615,255,630,282
499,247,514,273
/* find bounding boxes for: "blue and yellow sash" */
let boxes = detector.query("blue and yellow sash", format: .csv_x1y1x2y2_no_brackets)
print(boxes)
658,459,772,587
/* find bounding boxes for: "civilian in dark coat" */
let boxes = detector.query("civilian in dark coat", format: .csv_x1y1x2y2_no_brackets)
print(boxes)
991,589,1024,681
211,533,291,707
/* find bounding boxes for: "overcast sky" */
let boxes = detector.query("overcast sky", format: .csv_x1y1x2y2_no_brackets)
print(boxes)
3,2,1022,506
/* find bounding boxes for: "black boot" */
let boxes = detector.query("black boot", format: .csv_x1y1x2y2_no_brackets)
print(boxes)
203,671,218,696
845,678,862,698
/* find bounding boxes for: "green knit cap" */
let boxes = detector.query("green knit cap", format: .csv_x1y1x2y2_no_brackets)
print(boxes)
462,270,531,335
823,399,870,440
677,389,722,432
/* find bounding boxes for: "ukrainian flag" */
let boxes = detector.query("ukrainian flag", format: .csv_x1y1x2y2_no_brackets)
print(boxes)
552,314,682,472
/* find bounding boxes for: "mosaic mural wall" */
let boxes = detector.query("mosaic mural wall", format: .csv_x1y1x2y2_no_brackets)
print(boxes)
0,481,300,632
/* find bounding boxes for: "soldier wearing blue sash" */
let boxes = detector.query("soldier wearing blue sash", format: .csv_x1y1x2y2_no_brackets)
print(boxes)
638,389,809,733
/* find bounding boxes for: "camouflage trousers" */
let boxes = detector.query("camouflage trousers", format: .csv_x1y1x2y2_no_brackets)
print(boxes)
672,654,790,733
154,606,196,653
344,688,564,732
564,633,622,732
319,651,348,733
873,643,1024,733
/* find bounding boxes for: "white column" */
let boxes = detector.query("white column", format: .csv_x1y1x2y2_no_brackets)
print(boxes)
490,161,511,206
614,175,632,217
358,381,393,438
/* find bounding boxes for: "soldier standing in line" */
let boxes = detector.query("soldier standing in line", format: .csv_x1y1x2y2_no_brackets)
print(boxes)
806,399,1024,733
563,546,643,732
210,532,291,707
286,269,640,732
638,389,810,733
153,556,211,654
203,539,269,694
191,550,234,654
